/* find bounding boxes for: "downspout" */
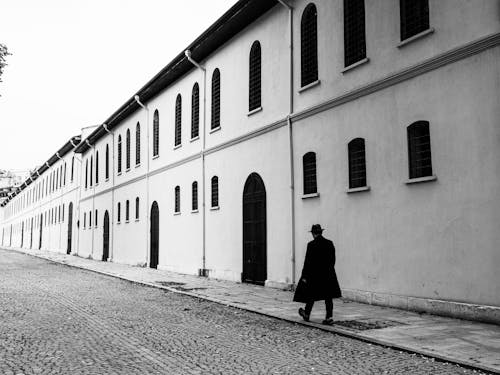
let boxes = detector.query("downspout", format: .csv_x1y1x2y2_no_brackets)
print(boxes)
185,49,207,276
134,96,150,267
104,124,115,262
86,139,96,258
278,0,296,286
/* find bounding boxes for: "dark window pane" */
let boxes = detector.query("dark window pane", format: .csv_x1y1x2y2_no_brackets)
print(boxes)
211,176,219,207
249,41,261,111
344,0,366,67
175,94,182,147
153,110,160,157
191,83,199,139
400,0,429,41
301,3,318,87
192,181,198,211
303,152,317,194
136,123,141,165
211,69,220,130
348,138,367,188
407,121,432,178
175,186,180,213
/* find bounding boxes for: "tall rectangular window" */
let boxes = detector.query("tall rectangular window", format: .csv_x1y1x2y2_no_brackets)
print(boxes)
400,0,429,41
174,186,180,213
191,83,199,139
175,94,182,147
407,121,432,179
249,41,261,111
301,4,318,87
211,69,220,130
344,0,366,67
348,138,367,188
211,176,219,208
303,152,317,194
192,181,198,211
153,110,160,157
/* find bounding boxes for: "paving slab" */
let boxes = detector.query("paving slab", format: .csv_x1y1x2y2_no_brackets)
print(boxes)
6,247,500,374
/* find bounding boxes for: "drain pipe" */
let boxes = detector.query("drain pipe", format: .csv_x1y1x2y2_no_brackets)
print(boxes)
185,49,207,276
86,139,96,258
103,124,115,262
278,0,297,286
134,95,150,267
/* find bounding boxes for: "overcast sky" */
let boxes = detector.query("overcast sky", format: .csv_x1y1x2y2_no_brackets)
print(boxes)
0,0,237,172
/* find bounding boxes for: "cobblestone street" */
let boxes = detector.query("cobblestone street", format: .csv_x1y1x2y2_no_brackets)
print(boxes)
0,251,488,375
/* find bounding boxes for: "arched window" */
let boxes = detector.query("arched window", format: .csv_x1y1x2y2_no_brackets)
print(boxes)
303,152,317,194
126,200,130,222
400,0,429,41
174,186,180,213
71,157,75,182
192,181,198,211
135,197,139,220
191,83,199,139
211,176,219,208
344,0,366,67
117,135,122,173
126,128,131,170
95,209,98,227
249,41,261,112
175,94,182,147
301,3,318,87
407,121,432,179
117,202,121,223
105,144,109,180
153,110,159,157
348,138,367,188
95,151,99,184
136,123,141,165
85,160,88,189
211,69,220,130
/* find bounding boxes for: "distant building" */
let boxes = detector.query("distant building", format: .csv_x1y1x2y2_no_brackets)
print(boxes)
1,0,499,323
0,169,30,205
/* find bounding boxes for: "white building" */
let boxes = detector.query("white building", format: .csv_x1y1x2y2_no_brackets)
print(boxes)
1,0,499,323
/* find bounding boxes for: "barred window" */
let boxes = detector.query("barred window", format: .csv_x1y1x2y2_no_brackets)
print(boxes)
71,156,74,182
95,151,99,184
153,110,160,157
191,83,199,139
192,181,198,211
63,162,67,186
135,197,139,220
117,135,122,173
62,204,65,222
136,122,141,165
84,212,86,229
400,0,429,41
211,176,219,208
174,186,180,213
126,200,130,221
105,144,109,180
407,121,432,179
344,0,366,67
348,138,367,188
301,3,318,87
95,210,98,228
90,156,93,187
85,160,88,189
126,128,131,170
249,41,261,111
175,94,182,147
303,152,317,194
117,202,121,223
89,210,92,227
211,69,220,130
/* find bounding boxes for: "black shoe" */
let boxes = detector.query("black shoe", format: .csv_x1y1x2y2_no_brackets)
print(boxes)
298,308,310,322
322,317,334,325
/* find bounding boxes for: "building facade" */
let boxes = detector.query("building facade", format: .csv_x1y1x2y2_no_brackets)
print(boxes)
1,0,499,323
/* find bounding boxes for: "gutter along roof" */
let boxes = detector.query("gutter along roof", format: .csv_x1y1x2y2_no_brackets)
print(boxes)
74,0,278,155
1,135,81,207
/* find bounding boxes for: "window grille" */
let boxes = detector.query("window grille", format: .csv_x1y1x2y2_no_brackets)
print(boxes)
191,83,199,139
90,156,93,186
211,176,219,207
85,160,88,189
192,181,198,211
95,210,98,227
71,157,74,182
175,94,182,147
407,121,432,179
135,197,139,220
153,110,159,157
303,152,317,194
89,211,92,227
136,123,141,165
95,151,99,184
175,186,180,213
126,200,130,221
84,212,86,228
126,129,131,170
301,3,318,87
348,138,367,188
211,69,220,130
249,41,261,111
400,0,429,41
117,135,122,173
344,0,366,67
117,202,121,223
62,204,65,222
63,162,66,186
105,144,109,180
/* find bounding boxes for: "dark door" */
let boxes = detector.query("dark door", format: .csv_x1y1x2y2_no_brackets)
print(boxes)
21,222,24,248
150,201,159,269
66,203,73,254
30,218,33,249
242,173,267,285
38,214,43,249
102,210,110,261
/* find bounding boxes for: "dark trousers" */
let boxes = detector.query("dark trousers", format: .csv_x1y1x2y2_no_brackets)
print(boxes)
305,298,333,318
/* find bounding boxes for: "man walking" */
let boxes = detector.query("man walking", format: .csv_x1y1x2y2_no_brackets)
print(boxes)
293,224,341,325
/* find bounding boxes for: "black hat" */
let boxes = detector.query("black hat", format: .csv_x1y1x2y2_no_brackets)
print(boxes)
309,224,324,234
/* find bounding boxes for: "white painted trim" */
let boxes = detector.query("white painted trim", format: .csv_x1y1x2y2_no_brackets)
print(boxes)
209,126,221,134
398,28,435,48
191,209,199,214
210,206,220,211
341,57,370,73
298,79,320,93
346,186,371,194
301,192,320,199
190,136,200,142
152,155,159,160
173,211,181,216
173,144,182,150
247,106,263,116
405,175,437,184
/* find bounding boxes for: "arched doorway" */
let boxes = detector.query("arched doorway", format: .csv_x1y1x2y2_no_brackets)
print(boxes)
66,203,73,254
242,173,267,285
38,214,43,250
102,210,110,261
150,201,159,269
30,218,34,249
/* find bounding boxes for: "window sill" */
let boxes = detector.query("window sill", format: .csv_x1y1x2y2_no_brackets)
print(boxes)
302,192,320,199
247,106,263,116
191,209,199,214
135,219,139,222
190,136,200,143
117,172,122,176
398,28,435,48
173,144,182,150
405,175,437,184
174,211,181,216
135,163,141,168
152,155,159,160
210,206,220,211
105,178,109,182
126,168,131,172
117,222,121,225
125,220,129,223
94,183,99,187
342,57,370,74
298,79,321,94
209,126,221,134
346,186,371,194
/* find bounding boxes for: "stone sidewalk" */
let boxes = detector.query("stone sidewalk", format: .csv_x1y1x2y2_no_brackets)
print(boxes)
6,247,500,374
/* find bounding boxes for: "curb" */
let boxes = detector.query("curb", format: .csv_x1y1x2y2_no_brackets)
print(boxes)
5,248,498,375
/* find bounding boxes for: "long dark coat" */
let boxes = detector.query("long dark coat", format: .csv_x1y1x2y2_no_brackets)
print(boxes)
293,235,342,303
